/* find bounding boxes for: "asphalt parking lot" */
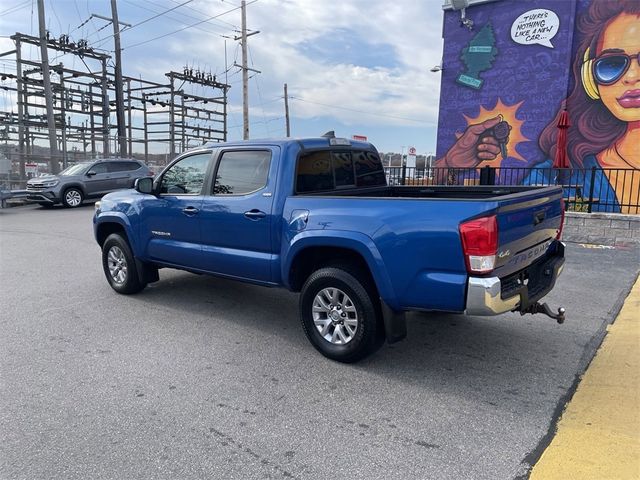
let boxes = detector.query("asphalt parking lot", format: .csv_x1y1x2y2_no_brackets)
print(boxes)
1,204,638,480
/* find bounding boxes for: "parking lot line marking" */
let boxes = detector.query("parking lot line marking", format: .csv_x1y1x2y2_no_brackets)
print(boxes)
530,274,640,480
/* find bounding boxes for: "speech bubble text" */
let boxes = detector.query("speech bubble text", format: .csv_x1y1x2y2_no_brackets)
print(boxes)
511,9,559,49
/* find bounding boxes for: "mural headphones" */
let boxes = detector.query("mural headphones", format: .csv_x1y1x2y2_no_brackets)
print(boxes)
581,46,601,101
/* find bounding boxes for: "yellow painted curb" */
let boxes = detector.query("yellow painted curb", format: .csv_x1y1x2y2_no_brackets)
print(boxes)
530,275,640,480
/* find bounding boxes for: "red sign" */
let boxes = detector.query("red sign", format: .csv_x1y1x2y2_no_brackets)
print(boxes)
408,147,417,155
352,135,367,142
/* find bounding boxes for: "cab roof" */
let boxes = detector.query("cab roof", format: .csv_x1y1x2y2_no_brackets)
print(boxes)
203,136,374,151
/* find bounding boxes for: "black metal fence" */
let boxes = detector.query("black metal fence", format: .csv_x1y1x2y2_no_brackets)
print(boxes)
384,166,640,214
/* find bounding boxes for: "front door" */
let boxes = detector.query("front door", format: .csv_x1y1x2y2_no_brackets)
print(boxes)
199,148,278,282
84,162,111,197
138,152,212,270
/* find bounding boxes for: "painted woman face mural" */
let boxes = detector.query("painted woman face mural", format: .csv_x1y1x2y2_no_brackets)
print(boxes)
537,1,639,212
538,1,640,171
438,0,639,213
593,13,640,124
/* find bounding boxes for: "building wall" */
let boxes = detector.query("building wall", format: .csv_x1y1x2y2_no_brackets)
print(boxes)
435,0,639,214
564,212,640,246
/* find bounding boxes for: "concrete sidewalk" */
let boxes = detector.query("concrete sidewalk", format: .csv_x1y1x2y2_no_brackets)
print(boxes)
530,274,640,479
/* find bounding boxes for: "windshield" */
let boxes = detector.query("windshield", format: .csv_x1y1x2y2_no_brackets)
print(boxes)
59,163,91,176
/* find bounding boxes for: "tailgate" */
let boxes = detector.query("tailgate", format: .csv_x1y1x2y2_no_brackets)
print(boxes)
493,186,563,278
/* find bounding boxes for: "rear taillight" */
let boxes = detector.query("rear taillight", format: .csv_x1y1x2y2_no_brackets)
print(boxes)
459,215,498,274
557,198,565,240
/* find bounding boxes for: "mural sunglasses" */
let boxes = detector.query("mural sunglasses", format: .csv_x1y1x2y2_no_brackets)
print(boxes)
593,52,640,85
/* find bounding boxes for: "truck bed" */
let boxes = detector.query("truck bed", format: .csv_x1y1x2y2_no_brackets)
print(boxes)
284,185,564,312
300,184,554,200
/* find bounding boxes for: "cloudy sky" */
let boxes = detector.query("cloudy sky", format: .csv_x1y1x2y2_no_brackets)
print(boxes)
0,0,445,155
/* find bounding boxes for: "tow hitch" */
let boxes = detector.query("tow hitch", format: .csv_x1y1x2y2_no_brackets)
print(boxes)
520,302,566,324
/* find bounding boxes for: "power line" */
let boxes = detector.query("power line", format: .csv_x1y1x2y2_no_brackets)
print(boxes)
247,44,269,136
123,0,231,37
166,0,240,30
126,0,194,31
47,0,64,37
122,1,258,51
0,0,30,17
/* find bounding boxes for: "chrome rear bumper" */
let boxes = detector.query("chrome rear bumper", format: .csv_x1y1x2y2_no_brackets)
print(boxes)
465,276,520,315
465,244,565,316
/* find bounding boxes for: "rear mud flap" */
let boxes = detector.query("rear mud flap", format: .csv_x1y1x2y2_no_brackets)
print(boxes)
380,299,407,344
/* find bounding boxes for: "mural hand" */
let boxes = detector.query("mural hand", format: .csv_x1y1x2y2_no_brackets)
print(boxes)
443,115,502,168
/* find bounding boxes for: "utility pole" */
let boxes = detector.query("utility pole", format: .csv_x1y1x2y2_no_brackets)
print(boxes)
37,0,60,173
240,0,248,140
283,83,290,137
240,0,249,140
92,7,130,156
15,38,26,177
235,1,260,140
110,0,127,157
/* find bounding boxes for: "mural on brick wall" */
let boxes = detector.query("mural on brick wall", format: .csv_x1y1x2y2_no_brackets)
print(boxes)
435,0,640,213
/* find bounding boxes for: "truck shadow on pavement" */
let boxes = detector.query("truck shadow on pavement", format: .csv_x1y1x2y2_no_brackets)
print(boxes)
133,268,579,399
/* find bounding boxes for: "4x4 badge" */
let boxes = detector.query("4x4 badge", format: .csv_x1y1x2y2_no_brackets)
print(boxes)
498,250,511,258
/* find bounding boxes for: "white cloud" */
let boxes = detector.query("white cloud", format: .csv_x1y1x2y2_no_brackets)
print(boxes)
0,0,446,150
184,0,444,128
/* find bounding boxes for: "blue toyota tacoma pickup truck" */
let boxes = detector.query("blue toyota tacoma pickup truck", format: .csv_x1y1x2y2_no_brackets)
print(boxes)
94,135,566,362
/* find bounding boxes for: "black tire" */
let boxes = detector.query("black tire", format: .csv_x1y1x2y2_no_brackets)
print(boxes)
101,233,147,294
62,187,84,208
299,266,385,363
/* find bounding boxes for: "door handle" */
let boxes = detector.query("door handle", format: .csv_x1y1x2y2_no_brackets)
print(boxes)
244,209,267,220
182,206,200,216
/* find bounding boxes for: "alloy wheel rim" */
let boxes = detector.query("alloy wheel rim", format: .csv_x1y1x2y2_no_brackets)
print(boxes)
312,287,358,345
66,190,81,207
107,246,128,284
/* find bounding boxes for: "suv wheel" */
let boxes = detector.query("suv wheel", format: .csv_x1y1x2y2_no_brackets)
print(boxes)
102,233,147,294
62,188,83,208
299,265,385,363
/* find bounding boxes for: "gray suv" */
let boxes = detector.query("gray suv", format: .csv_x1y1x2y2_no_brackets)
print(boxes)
26,158,153,208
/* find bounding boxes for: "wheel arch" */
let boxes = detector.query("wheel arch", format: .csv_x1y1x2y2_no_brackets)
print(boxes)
61,183,87,196
94,214,139,256
284,231,397,309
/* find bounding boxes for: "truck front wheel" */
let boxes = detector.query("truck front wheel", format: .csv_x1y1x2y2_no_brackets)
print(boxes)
102,233,147,294
299,266,384,363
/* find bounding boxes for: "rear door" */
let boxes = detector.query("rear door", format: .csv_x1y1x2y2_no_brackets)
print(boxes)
198,147,278,282
138,151,212,269
106,161,138,191
493,187,564,278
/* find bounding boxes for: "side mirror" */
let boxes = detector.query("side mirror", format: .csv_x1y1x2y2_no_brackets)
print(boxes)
86,171,96,177
135,177,154,194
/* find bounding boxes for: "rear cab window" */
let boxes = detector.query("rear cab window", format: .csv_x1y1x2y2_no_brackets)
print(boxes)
295,149,386,193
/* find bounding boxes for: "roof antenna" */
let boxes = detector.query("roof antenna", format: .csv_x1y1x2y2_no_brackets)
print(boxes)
321,130,335,138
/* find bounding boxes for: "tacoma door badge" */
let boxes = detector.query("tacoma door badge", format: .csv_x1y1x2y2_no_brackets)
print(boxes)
151,230,171,237
498,250,511,259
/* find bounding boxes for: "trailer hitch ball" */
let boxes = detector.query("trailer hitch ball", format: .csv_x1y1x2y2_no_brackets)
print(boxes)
520,302,566,324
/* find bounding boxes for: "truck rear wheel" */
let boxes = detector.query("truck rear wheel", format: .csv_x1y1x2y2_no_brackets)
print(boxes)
102,233,147,294
299,266,384,363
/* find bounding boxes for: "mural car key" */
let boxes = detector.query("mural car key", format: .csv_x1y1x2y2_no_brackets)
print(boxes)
481,118,511,161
